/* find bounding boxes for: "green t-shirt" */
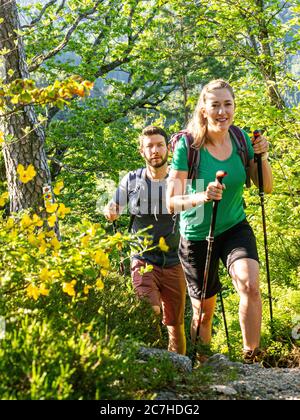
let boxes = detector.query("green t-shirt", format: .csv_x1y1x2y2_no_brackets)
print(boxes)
171,130,254,241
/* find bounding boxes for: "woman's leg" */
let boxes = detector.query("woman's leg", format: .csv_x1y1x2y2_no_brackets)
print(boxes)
190,294,217,344
230,258,262,351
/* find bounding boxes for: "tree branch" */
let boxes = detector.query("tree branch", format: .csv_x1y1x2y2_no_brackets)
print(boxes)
21,0,57,29
28,0,103,72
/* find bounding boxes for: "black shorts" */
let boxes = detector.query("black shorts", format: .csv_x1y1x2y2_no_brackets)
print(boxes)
178,219,259,300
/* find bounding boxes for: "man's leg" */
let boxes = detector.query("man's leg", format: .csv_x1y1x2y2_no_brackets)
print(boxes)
131,259,162,314
230,258,262,351
167,324,186,355
160,264,187,355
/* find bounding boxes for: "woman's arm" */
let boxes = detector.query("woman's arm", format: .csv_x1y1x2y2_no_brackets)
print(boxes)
166,169,224,213
249,134,273,193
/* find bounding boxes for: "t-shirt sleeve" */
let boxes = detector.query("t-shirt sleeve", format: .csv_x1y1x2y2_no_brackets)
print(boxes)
242,129,254,160
112,173,129,208
171,136,189,171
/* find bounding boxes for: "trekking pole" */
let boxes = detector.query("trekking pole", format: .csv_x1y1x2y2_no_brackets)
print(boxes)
218,288,231,354
112,221,126,276
253,130,274,331
192,170,227,365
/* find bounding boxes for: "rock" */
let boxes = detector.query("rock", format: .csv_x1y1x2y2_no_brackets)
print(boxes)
205,354,300,400
155,390,177,400
204,353,243,372
138,347,192,373
211,385,238,396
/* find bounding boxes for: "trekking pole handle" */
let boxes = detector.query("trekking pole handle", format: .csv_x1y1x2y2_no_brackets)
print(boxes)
208,171,227,238
216,170,227,186
253,130,261,154
253,130,261,139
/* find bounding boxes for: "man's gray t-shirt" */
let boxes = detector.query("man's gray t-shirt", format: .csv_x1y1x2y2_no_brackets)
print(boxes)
113,168,180,267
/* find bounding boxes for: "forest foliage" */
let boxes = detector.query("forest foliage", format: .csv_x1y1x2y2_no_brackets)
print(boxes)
0,0,299,399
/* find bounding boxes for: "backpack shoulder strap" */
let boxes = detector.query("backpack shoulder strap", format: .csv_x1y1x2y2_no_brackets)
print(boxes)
171,130,200,180
229,125,251,188
128,167,146,191
184,134,200,180
127,167,146,232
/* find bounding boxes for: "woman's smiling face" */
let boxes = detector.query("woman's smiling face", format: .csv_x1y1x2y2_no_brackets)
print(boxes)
201,88,235,133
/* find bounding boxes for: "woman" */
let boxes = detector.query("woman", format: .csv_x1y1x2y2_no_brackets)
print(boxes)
167,79,273,362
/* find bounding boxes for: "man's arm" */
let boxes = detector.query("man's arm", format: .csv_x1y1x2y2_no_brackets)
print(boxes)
103,173,129,222
103,200,121,222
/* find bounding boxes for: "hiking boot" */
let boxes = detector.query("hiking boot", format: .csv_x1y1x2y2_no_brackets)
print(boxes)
243,347,264,364
196,353,210,364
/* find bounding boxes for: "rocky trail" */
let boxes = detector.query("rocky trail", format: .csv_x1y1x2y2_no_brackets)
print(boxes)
138,348,300,400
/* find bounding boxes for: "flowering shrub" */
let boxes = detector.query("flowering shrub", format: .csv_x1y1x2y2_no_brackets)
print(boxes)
0,174,176,398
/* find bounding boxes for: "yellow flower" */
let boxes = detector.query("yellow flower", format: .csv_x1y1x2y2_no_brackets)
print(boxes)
87,224,98,237
53,180,64,195
62,280,76,297
0,192,8,207
158,237,169,252
50,237,61,250
100,269,108,277
82,81,94,90
39,283,49,296
39,240,48,254
47,214,57,227
27,284,40,301
57,203,71,219
27,233,39,246
32,214,43,227
139,264,154,275
96,278,104,290
39,267,51,282
17,164,36,184
93,249,110,269
21,214,32,229
45,203,58,213
83,285,92,295
6,217,14,229
81,234,90,247
0,131,4,144
37,232,45,241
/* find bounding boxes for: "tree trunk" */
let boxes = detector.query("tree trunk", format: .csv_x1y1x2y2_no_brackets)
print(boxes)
255,0,285,110
182,75,189,126
0,0,52,213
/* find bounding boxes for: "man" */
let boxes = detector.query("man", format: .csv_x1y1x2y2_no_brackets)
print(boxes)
104,126,186,355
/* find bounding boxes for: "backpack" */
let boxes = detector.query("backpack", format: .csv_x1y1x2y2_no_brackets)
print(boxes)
170,125,251,187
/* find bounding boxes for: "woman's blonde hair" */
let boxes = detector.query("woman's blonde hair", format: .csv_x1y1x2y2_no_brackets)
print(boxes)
187,79,235,149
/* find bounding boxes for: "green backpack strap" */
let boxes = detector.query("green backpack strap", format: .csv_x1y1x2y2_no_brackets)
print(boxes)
229,125,251,188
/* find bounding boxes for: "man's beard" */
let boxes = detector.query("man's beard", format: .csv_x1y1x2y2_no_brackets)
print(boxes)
145,153,168,168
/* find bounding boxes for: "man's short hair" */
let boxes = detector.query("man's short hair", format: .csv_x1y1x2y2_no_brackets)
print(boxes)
139,126,169,148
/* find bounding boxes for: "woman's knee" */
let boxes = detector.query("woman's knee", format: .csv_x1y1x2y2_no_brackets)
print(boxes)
192,307,214,325
230,259,261,299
